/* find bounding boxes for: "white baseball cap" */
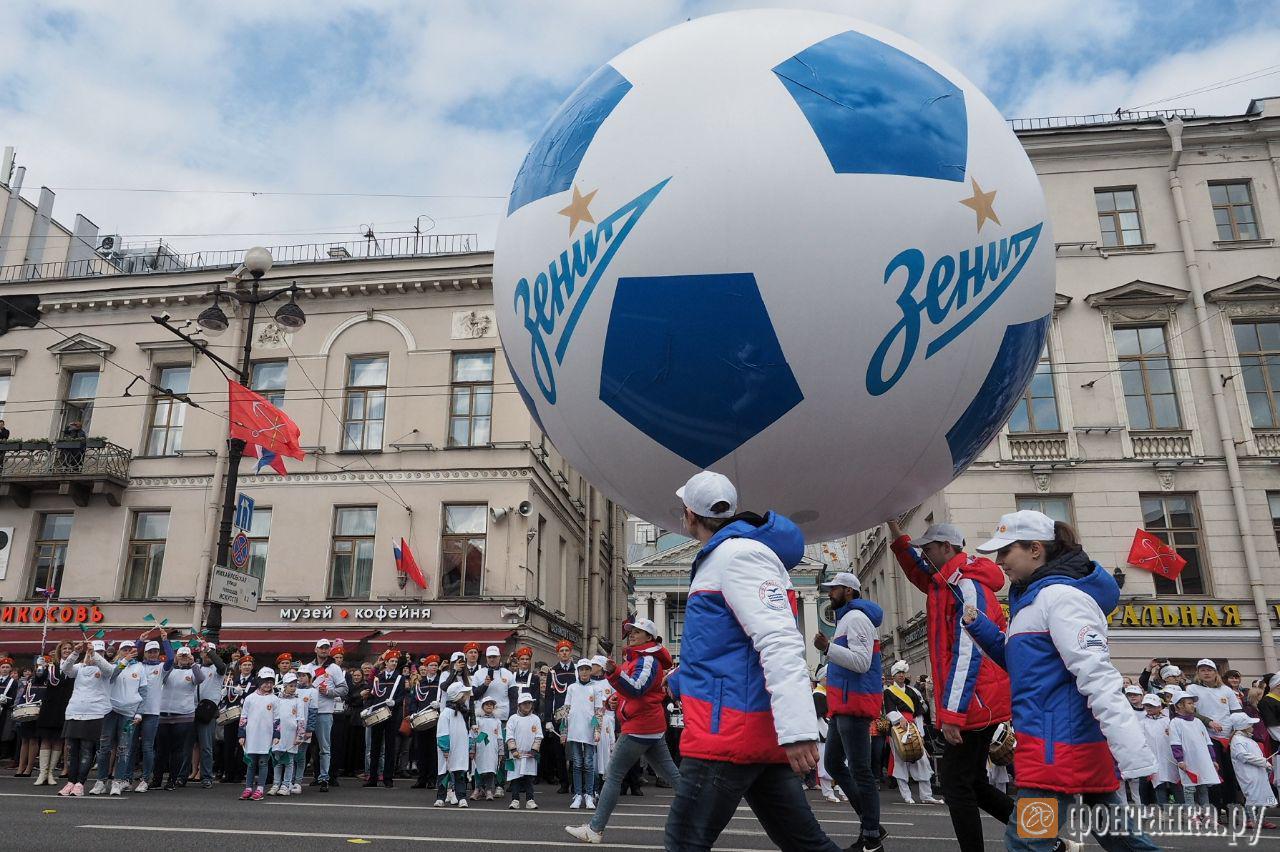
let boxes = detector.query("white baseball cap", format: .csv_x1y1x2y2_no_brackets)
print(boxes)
1123,685,1143,696
676,471,738,519
976,510,1056,553
257,667,276,680
450,651,465,662
1229,712,1260,730
1173,690,1198,703
145,641,161,652
1160,664,1182,679
481,696,497,706
175,645,193,656
1196,658,1217,670
890,660,909,675
1140,694,1162,708
628,617,659,639
591,655,607,667
819,571,861,593
446,681,470,700
516,692,535,705
915,523,965,548
575,658,593,669
315,638,331,647
297,664,316,676
281,672,298,684
1270,673,1280,690
90,640,106,651
118,640,136,650
485,645,501,657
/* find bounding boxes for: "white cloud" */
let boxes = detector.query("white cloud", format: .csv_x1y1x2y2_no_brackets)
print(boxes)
1,0,1275,259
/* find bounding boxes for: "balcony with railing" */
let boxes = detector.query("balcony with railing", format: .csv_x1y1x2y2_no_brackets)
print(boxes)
1007,432,1071,462
0,439,132,506
1130,430,1194,460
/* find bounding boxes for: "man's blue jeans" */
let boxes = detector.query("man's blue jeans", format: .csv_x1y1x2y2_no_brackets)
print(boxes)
180,718,216,781
314,713,334,780
137,714,159,781
823,714,882,840
665,757,843,852
95,711,134,782
1006,787,1161,852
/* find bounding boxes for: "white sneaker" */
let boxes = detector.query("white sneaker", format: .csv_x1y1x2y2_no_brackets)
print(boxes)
134,780,148,793
509,799,521,809
494,786,505,799
89,780,107,796
267,784,280,796
566,825,603,844
446,790,458,805
570,795,583,809
584,795,595,809
433,799,445,808
458,798,469,808
278,787,291,797
525,800,539,810
110,780,126,796
902,797,916,805
921,796,945,805
823,791,840,803
291,783,302,795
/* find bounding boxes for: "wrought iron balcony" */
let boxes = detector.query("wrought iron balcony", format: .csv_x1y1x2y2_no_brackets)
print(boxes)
0,439,131,506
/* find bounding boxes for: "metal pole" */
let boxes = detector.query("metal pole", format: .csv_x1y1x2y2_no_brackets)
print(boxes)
203,279,260,644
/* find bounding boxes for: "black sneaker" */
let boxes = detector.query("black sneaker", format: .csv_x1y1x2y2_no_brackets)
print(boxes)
163,782,175,792
201,780,212,789
320,780,329,793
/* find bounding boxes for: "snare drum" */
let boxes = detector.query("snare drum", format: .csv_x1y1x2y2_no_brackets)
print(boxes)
410,707,439,731
361,703,393,727
12,702,41,723
217,705,241,726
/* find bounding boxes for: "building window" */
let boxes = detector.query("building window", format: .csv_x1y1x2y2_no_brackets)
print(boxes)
123,511,170,600
441,504,486,597
246,507,271,584
341,356,387,451
1015,495,1075,525
250,361,287,408
1140,493,1206,595
1095,187,1145,247
448,352,494,447
146,366,190,455
1269,493,1280,552
329,507,376,598
1115,326,1181,430
634,522,658,545
668,595,687,643
1232,321,1280,429
28,513,72,599
1008,344,1059,433
0,373,10,420
60,369,99,435
1210,181,1259,241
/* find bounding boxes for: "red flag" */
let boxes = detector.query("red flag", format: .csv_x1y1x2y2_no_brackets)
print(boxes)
1127,529,1187,581
394,538,428,590
227,380,303,460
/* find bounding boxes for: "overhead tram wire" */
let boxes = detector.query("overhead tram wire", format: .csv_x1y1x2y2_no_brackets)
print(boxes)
1126,63,1280,110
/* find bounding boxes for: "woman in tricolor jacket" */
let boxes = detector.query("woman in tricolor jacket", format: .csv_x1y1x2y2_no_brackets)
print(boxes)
961,510,1160,852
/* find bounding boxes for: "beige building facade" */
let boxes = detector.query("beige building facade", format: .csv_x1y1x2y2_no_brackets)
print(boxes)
0,208,624,659
856,97,1280,680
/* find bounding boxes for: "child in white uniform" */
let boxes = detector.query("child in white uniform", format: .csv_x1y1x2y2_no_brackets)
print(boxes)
886,710,941,804
1138,693,1180,806
1168,691,1220,808
1228,711,1277,828
561,659,603,811
291,666,318,794
505,692,543,810
270,673,305,796
472,696,503,799
434,681,472,808
238,668,280,801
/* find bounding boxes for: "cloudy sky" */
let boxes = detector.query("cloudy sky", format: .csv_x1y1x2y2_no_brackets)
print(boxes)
2,0,1277,258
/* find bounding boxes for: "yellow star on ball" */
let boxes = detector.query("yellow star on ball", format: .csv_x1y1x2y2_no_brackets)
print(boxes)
558,185,598,237
959,178,1000,232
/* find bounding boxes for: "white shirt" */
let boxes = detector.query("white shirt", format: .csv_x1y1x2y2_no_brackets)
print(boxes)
273,692,305,753
61,653,114,720
472,666,515,721
1186,683,1240,728
240,690,278,754
505,712,543,779
1169,714,1221,786
564,678,603,744
1139,712,1179,785
139,660,166,715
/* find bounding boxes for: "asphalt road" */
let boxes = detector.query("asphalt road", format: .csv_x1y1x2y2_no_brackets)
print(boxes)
0,773,1271,850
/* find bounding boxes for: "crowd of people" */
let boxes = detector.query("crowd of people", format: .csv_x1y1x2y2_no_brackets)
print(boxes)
4,471,1280,852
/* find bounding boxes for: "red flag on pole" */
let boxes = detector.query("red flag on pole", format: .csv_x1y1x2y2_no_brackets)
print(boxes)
227,380,304,460
1127,529,1187,581
394,538,428,590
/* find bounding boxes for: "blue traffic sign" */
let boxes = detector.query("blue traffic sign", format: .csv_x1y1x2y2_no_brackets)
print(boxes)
234,493,255,532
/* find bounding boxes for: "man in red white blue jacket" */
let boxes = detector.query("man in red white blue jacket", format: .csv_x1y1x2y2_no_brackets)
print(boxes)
888,519,1013,852
663,471,842,852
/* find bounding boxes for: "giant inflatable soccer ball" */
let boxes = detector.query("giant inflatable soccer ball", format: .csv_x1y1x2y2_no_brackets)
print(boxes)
494,9,1054,541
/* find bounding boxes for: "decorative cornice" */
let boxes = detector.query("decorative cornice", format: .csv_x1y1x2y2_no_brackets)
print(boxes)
47,333,114,355
1206,275,1280,303
129,467,534,488
1085,279,1189,308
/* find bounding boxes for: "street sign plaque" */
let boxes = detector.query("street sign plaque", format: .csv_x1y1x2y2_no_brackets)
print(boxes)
210,565,261,612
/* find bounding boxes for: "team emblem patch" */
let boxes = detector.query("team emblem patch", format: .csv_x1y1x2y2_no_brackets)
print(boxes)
1075,626,1107,652
758,581,789,611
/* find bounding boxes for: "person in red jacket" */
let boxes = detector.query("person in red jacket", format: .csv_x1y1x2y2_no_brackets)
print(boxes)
888,519,1013,852
565,618,680,844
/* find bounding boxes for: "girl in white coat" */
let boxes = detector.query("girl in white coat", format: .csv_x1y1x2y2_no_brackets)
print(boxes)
1228,712,1277,828
1168,692,1220,808
434,681,472,808
58,640,114,796
1137,693,1180,806
238,669,280,801
471,696,503,799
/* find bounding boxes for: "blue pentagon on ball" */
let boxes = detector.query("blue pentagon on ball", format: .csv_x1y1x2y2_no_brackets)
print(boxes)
599,272,803,468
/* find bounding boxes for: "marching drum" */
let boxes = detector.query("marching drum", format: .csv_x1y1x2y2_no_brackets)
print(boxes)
361,703,393,727
889,720,925,763
410,706,439,731
12,702,40,723
216,705,241,726
989,722,1017,766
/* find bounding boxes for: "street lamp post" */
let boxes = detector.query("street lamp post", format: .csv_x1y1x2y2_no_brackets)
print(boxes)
152,247,307,643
